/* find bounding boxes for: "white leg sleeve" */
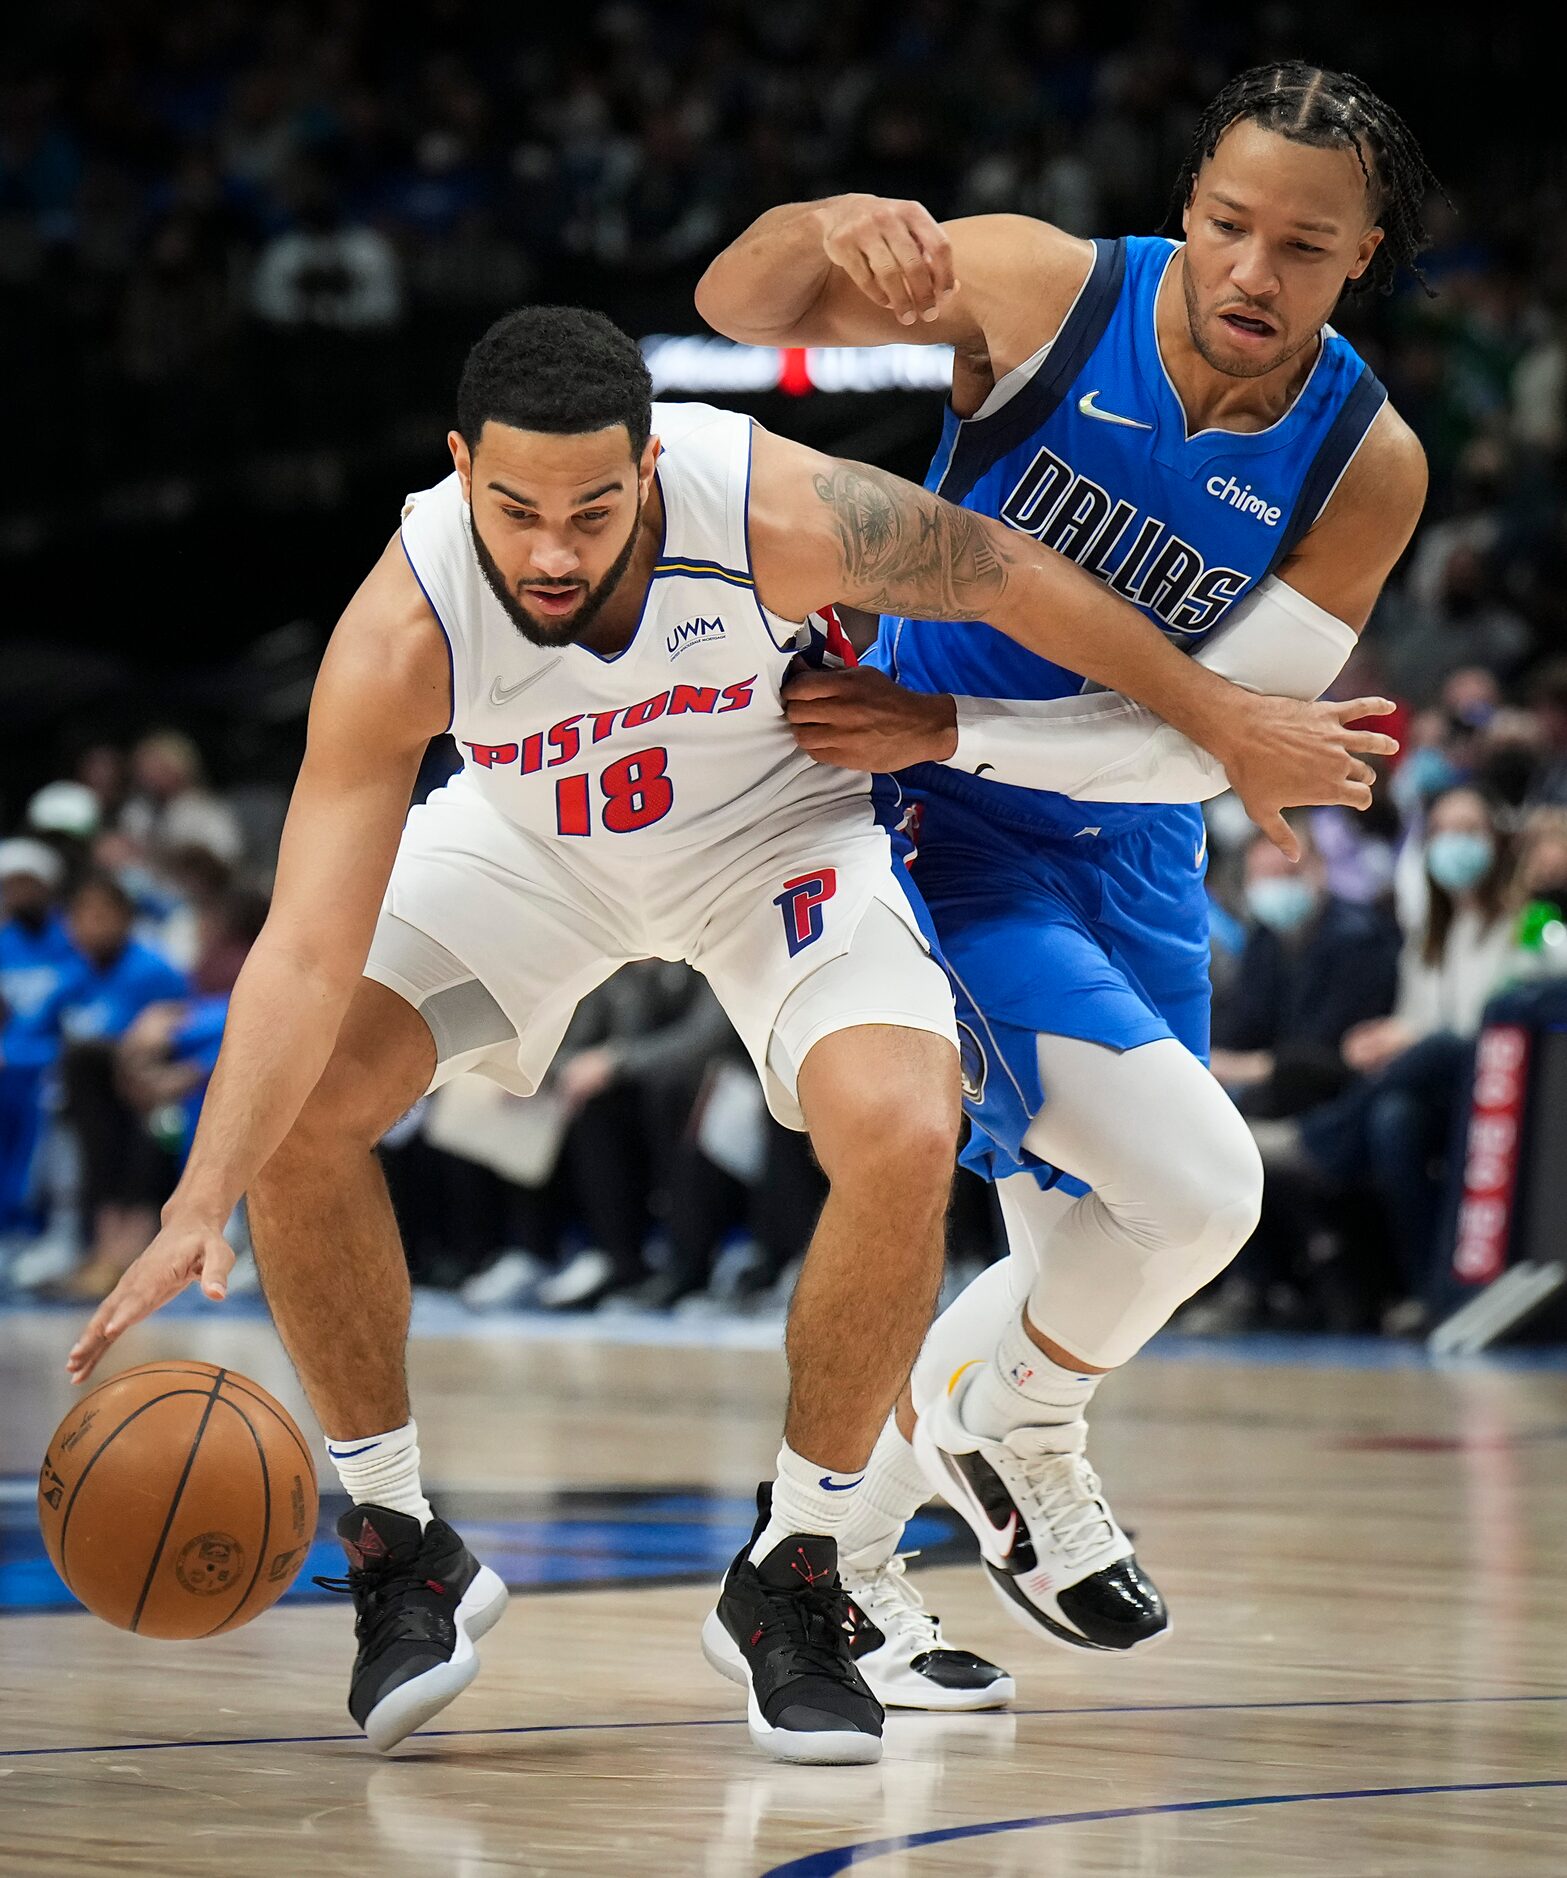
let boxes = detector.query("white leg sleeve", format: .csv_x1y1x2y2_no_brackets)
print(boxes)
910,1034,1263,1401
908,1194,1071,1419
946,576,1358,803
1014,1034,1263,1367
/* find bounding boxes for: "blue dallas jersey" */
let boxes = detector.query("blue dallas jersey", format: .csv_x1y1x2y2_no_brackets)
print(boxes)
866,234,1386,1188
869,233,1386,835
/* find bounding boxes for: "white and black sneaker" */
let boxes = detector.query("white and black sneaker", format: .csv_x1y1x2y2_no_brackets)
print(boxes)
701,1489,884,1765
315,1505,510,1752
840,1552,1015,1711
914,1394,1168,1654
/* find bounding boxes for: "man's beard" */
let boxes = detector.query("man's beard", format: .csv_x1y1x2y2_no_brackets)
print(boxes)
468,503,645,648
1181,260,1319,382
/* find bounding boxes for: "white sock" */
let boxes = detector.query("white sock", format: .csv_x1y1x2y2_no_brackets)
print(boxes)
959,1309,1102,1440
751,1441,866,1564
837,1416,931,1572
325,1421,434,1527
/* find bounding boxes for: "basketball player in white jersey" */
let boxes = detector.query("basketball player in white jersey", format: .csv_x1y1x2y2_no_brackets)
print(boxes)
67,307,1390,1766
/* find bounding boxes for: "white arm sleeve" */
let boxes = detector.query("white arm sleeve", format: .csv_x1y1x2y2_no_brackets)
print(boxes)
944,576,1359,803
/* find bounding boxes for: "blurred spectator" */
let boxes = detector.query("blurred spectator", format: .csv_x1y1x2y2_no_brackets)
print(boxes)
251,182,402,331
117,731,244,867
536,964,732,1309
0,839,75,1235
1379,543,1533,706
1525,660,1567,806
1210,824,1401,1119
8,874,188,1299
1246,789,1524,1331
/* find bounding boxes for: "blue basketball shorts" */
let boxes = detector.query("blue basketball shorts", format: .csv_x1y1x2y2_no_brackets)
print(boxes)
905,790,1214,1190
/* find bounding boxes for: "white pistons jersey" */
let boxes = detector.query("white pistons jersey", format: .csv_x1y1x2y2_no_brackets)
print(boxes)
398,401,863,854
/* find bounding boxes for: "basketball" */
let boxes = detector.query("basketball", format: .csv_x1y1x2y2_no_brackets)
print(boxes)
37,1361,318,1640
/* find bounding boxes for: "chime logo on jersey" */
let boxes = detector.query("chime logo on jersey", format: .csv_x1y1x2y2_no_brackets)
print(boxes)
774,869,837,957
998,442,1250,635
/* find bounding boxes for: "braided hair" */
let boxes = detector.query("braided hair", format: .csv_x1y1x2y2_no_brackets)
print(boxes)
1169,62,1446,296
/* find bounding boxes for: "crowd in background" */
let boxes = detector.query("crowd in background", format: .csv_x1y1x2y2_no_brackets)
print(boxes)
5,3,1567,1338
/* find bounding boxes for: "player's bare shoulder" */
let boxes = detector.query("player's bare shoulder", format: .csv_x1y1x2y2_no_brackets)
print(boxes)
313,532,453,749
1281,400,1429,627
1334,400,1428,531
941,215,1094,409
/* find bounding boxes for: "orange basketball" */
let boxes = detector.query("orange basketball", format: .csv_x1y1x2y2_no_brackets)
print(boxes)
37,1359,319,1639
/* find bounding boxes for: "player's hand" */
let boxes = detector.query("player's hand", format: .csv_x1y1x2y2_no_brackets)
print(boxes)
817,194,957,326
66,1215,235,1385
784,667,959,770
1220,695,1399,861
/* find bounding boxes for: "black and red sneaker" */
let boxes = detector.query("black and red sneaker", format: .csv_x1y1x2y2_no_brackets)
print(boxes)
701,1487,884,1764
313,1505,508,1752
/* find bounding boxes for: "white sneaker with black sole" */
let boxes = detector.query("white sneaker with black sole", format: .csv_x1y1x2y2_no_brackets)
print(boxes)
534,1247,616,1310
839,1552,1015,1710
914,1387,1168,1654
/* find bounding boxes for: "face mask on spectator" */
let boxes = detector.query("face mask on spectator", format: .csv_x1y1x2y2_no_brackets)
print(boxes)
1426,831,1495,893
1246,877,1318,934
1390,746,1460,818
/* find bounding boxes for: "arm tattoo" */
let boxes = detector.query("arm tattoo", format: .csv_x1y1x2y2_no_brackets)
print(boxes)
812,464,1014,619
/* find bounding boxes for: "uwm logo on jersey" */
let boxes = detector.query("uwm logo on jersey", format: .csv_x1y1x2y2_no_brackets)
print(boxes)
998,444,1252,636
666,615,727,658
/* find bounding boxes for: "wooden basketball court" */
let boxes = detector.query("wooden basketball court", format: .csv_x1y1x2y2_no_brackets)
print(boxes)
3,1299,1564,1875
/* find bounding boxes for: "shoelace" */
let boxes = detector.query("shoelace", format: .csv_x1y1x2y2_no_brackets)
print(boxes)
841,1553,942,1651
312,1561,447,1650
757,1578,862,1683
1007,1446,1118,1569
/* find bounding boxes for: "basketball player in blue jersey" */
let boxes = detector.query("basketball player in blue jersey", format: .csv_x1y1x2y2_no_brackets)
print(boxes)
698,63,1434,1659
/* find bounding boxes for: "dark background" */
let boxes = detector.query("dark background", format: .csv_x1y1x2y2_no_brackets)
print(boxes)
3,0,1563,807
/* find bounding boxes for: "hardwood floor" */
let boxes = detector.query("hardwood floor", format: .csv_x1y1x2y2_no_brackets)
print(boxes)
2,1304,1564,1875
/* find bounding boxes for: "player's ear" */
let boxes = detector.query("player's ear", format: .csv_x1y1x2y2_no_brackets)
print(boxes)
1347,225,1384,283
639,434,661,500
449,429,473,499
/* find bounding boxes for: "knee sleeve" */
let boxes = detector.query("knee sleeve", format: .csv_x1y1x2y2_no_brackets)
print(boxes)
1015,1037,1264,1368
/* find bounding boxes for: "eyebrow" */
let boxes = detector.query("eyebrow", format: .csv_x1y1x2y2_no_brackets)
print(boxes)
1208,191,1340,236
487,480,624,507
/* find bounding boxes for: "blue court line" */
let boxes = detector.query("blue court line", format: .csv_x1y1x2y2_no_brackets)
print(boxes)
758,1779,1567,1877
2,1691,1562,1761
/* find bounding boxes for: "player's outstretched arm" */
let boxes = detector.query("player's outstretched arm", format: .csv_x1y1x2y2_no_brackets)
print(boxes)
748,427,1397,856
781,404,1426,806
66,539,449,1382
696,200,1086,357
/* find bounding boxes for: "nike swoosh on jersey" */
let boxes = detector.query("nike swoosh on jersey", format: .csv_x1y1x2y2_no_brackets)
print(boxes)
489,659,561,706
1077,390,1154,430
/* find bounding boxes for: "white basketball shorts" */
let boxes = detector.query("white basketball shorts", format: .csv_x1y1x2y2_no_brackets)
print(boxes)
362,775,957,1128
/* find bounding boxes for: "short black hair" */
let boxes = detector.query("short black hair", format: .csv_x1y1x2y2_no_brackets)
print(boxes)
457,306,653,456
1170,62,1447,297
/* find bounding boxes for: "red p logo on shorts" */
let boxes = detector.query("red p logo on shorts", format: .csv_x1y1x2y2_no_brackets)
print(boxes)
774,869,837,957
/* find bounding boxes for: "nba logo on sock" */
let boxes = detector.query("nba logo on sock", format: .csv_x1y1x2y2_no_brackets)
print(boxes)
774,869,837,957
